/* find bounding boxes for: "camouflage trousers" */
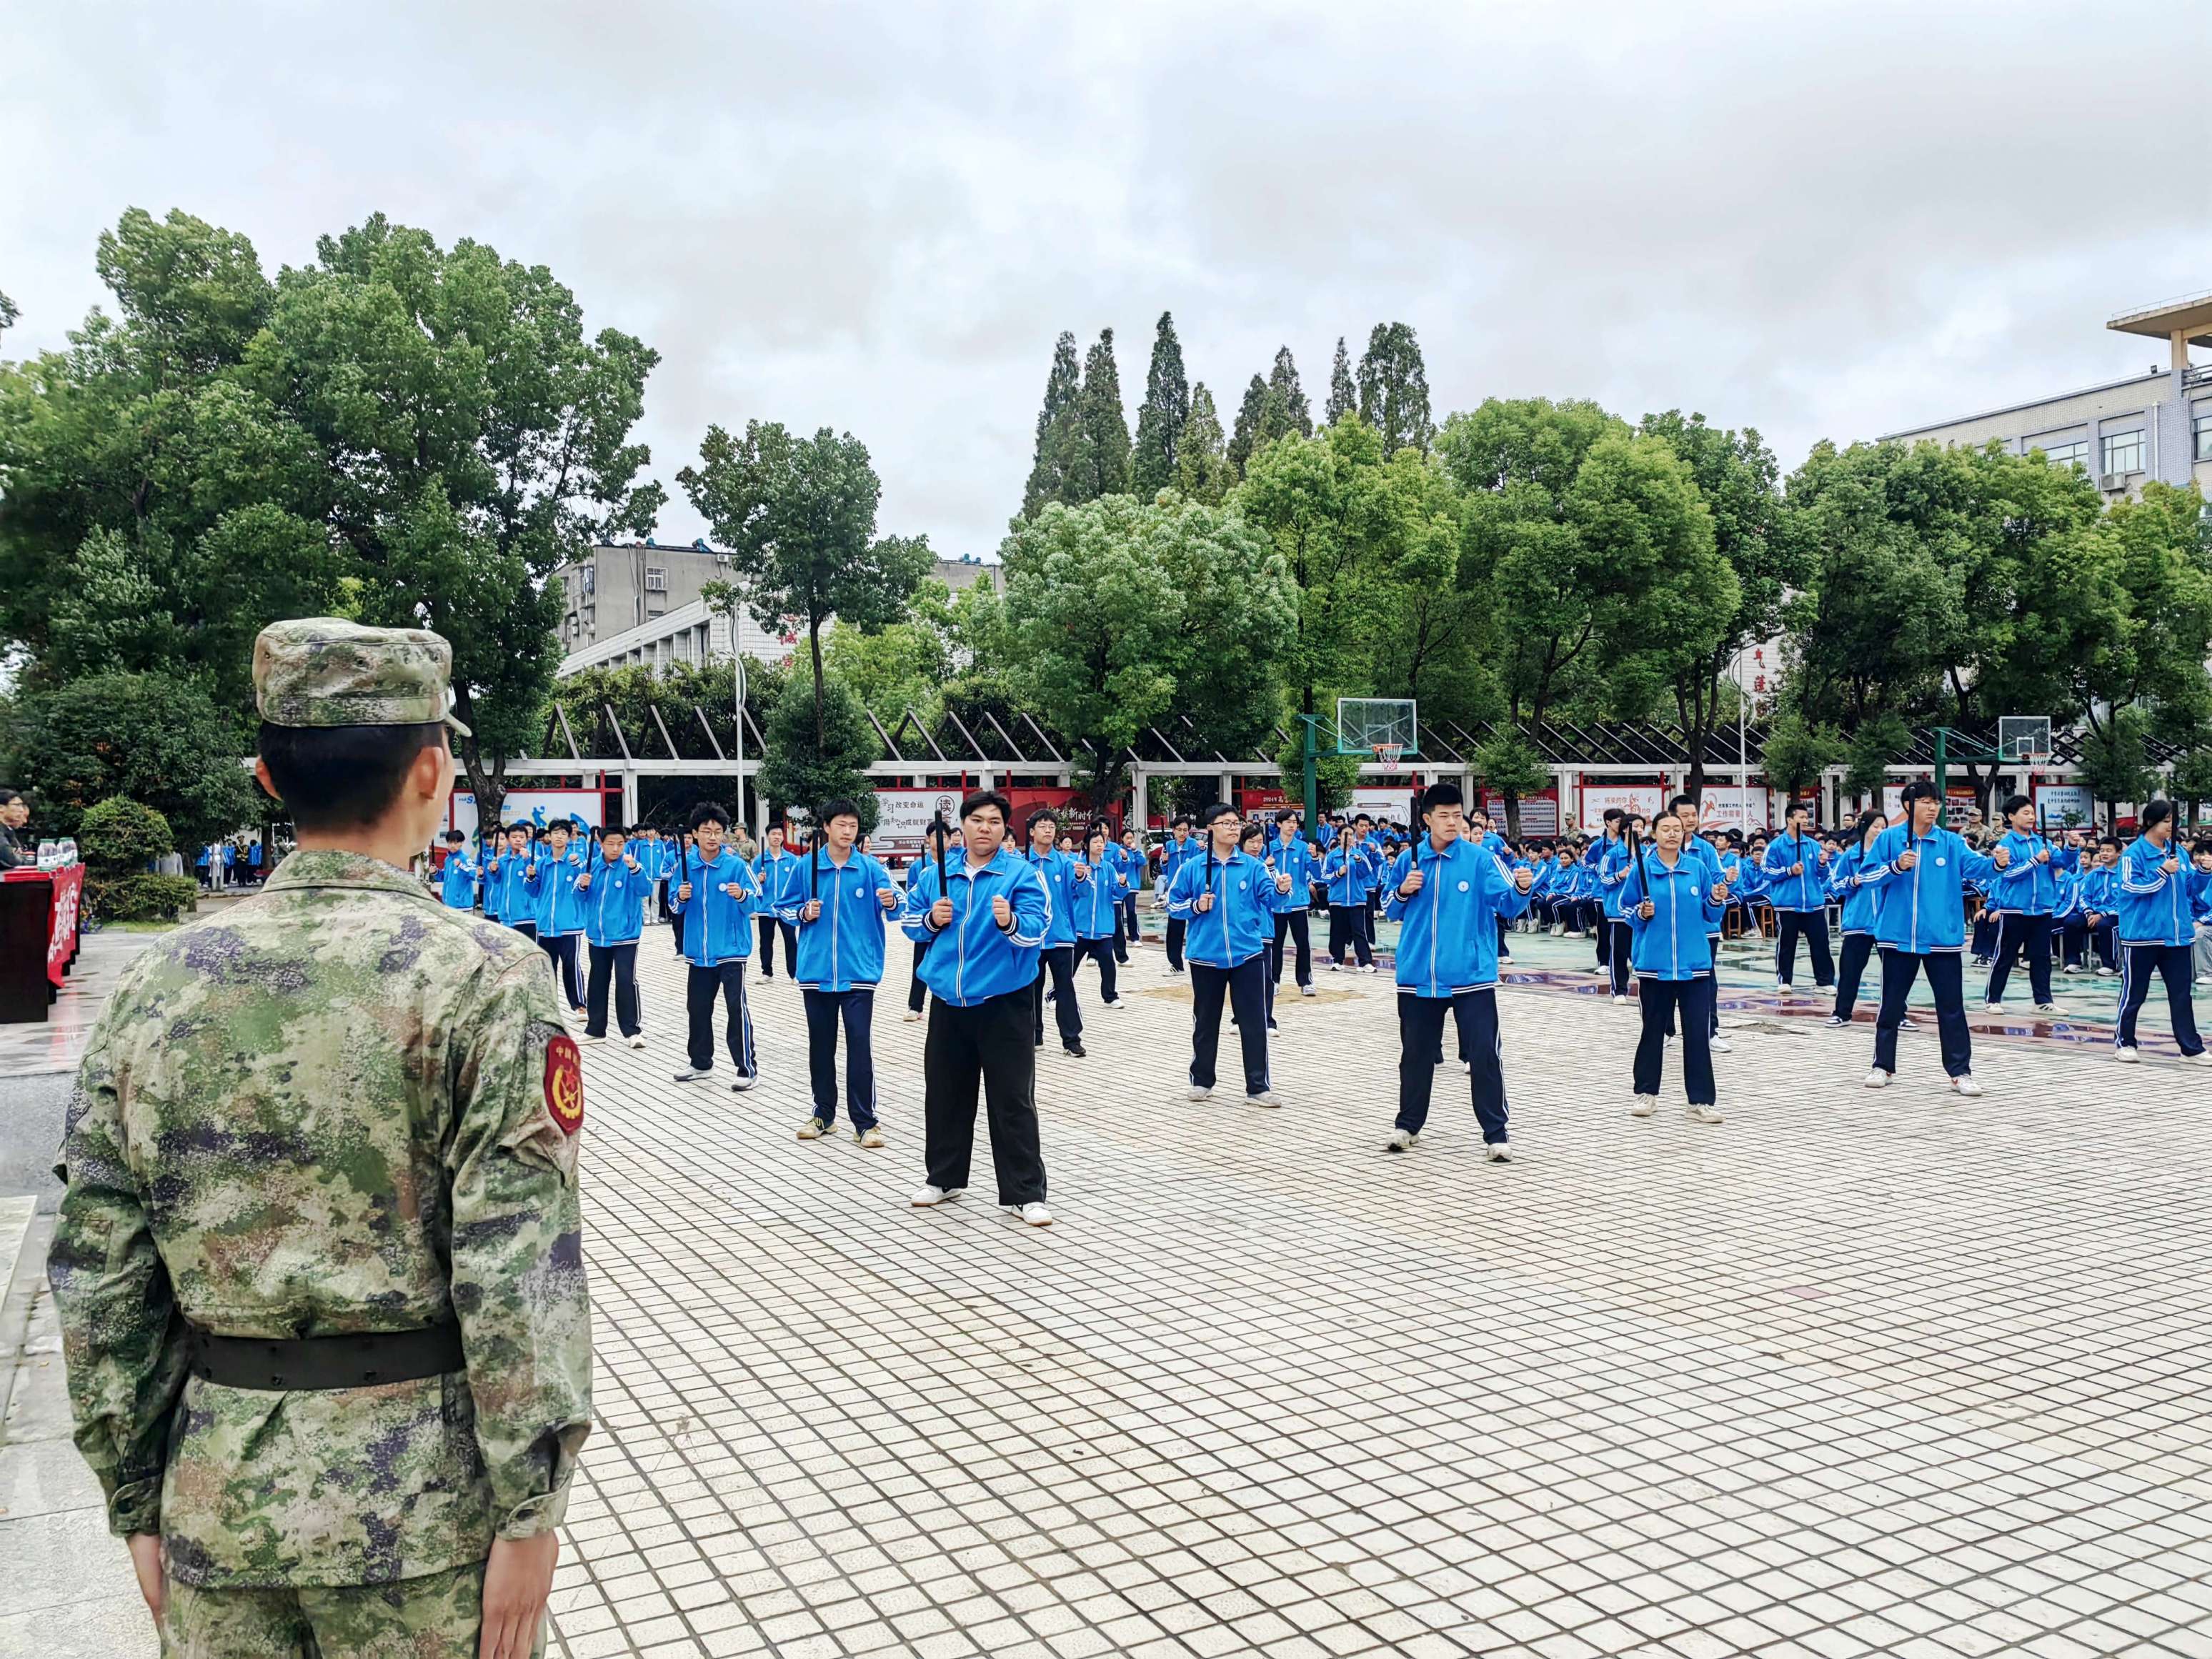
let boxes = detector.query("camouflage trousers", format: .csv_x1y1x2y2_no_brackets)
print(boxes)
159,1559,545,1658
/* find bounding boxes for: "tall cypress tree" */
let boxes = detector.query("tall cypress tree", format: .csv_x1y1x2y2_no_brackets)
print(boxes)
1130,312,1190,499
1077,328,1131,497
1355,321,1435,457
1325,336,1356,427
1266,345,1312,439
1020,331,1083,520
1226,374,1269,479
1176,382,1232,505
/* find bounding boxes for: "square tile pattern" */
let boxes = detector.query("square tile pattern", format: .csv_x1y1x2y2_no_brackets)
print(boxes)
536,924,2212,1658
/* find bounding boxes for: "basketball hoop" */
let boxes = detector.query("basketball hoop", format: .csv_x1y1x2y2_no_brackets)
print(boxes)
1372,743,1405,769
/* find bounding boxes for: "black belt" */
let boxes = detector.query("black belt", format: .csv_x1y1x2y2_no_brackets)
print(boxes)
186,1322,465,1391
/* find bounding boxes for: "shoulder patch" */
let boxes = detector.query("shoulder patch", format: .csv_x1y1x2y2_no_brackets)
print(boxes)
545,1034,584,1135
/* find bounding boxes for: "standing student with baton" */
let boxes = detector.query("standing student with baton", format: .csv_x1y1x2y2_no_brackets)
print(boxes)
669,802,762,1090
1163,802,1291,1108
1625,812,1730,1124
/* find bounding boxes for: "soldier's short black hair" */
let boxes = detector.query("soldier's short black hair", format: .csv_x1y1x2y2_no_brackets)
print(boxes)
256,720,447,831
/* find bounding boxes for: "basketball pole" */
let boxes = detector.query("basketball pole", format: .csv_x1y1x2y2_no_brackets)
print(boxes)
1296,713,1321,832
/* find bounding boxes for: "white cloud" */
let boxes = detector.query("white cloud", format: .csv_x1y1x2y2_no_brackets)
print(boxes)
5,0,2206,557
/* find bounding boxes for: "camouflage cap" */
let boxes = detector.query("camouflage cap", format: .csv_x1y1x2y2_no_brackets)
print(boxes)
253,617,472,735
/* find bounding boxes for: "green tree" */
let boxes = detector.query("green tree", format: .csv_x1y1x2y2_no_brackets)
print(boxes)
1148,495,1297,766
2077,709,2155,821
1360,442,1486,716
1638,410,1792,799
1226,374,1270,479
1843,710,1910,804
1324,336,1356,426
1355,322,1434,457
759,673,882,829
1000,497,1185,804
1760,711,1841,804
1130,312,1190,499
1019,331,1084,521
9,670,259,843
823,577,963,723
0,291,19,337
1175,384,1232,506
1266,346,1312,441
1473,731,1550,837
2169,746,2212,828
2070,482,2212,744
678,419,932,758
1077,328,1130,499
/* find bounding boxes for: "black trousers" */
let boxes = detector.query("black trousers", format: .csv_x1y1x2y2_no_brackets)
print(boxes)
1326,902,1374,967
1075,936,1118,1002
668,899,685,955
511,920,537,943
1606,920,1634,997
923,990,1045,1204
1831,932,1877,1022
908,938,931,1013
1032,945,1081,1047
685,958,756,1075
1983,913,2053,1006
2060,916,2118,972
1165,916,1187,972
2118,943,2206,1055
1874,950,1970,1078
1635,977,1715,1105
1190,957,1270,1095
585,941,640,1037
803,987,877,1128
1595,908,1610,967
1775,910,1833,987
1397,990,1507,1140
1271,910,1312,987
1115,894,1137,961
539,932,583,1007
756,914,799,977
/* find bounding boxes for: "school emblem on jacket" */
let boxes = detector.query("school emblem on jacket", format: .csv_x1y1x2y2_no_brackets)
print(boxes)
1458,880,1469,891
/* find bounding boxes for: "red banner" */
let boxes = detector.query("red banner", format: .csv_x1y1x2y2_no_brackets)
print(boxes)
47,865,81,987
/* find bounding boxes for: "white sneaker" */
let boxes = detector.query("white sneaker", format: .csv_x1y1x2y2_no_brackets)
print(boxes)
1612,994,1629,1005
2035,1002,2063,1015
1357,964,1378,975
910,1185,962,1207
1485,1141,1514,1163
796,1117,827,1140
1460,1060,1471,1074
1299,984,1316,998
1007,1201,1054,1227
1951,1075,1983,1097
2116,1045,2141,1064
1628,1095,1658,1117
2061,963,2083,976
1323,960,1340,972
1863,1068,1890,1089
2094,966,2113,977
1983,1002,2005,1014
1822,1015,1848,1028
577,1033,605,1045
1187,1085,1212,1100
625,1034,647,1050
1102,997,1124,1009
672,1066,712,1082
1775,980,1793,995
902,1009,923,1023
1246,1091,1284,1109
1709,1036,1733,1054
729,1074,757,1093
1685,1105,1725,1125
1385,1128,1418,1152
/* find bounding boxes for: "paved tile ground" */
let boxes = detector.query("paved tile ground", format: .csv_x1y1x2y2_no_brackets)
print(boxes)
540,917,2212,1658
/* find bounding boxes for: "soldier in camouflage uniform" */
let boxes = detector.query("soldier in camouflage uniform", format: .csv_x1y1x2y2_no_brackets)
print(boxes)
48,618,592,1658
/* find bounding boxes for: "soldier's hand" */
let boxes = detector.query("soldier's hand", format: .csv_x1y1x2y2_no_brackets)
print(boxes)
802,899,822,922
127,1533,163,1622
991,895,1013,927
930,897,955,928
481,1532,559,1659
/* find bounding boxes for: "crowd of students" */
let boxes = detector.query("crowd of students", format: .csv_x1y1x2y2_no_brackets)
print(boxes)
419,781,2209,1230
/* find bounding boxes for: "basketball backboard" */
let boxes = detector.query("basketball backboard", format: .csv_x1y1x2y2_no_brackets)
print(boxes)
1337,697,1418,759
1997,715,2052,763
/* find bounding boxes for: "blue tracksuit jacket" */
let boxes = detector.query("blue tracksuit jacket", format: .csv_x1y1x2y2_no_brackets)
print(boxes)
1826,843,1888,935
495,847,539,924
530,846,589,937
902,846,1050,1005
2117,835,2194,946
1070,852,1127,941
1868,824,1998,952
1760,831,1830,912
1624,851,1723,979
1162,850,1278,969
781,849,897,991
582,852,650,946
438,852,477,910
1022,847,1080,949
1382,835,1533,997
1155,836,1202,895
1984,829,2064,915
673,848,759,966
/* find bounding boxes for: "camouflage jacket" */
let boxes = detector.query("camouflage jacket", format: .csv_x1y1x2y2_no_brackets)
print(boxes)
47,850,592,1589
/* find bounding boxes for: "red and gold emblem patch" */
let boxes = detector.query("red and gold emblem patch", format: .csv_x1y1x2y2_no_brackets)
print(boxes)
544,1034,584,1136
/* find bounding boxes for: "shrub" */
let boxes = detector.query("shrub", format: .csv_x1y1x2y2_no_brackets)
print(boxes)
86,872,199,923
8,669,259,844
76,797,174,873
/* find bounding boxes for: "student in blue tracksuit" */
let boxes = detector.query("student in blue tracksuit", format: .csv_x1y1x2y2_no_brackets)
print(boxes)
1020,809,1085,1057
671,801,762,1090
1155,816,1201,974
754,824,802,980
1112,827,1143,962
1269,809,1320,995
1823,809,1890,1026
579,823,651,1045
1381,782,1536,1158
1665,798,1732,1049
2058,837,2122,975
1595,832,1638,1002
1624,812,1729,1123
901,789,1055,1223
495,823,538,940
1586,811,1625,972
1863,780,2003,1094
477,831,504,924
435,829,477,910
779,798,902,1144
1163,802,1292,1107
1763,804,1834,993
1981,794,2066,1014
1320,824,1375,970
529,820,590,1014
2115,801,2207,1063
1072,822,1128,1007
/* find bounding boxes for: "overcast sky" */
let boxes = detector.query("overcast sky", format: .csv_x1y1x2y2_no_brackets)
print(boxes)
6,1,2208,557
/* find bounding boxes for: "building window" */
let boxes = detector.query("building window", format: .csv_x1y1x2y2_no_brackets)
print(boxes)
2194,410,2212,461
2102,429,2146,476
644,569,666,592
2031,437,2088,471
579,567,595,596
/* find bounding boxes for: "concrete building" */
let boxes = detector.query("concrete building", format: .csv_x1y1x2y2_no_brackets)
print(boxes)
1884,291,2212,497
553,542,1000,679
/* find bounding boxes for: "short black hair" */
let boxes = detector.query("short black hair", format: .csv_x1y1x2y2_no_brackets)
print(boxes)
1272,807,1298,824
1171,813,1193,829
1200,802,1238,828
2002,793,2032,817
1900,779,1940,808
443,829,465,844
961,789,1012,824
2099,835,2122,850
257,720,447,832
1669,794,1695,813
2142,800,2173,832
1025,807,1058,836
821,798,862,830
1240,820,1266,846
1422,781,1463,812
688,802,732,832
1354,812,1372,825
600,823,627,839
